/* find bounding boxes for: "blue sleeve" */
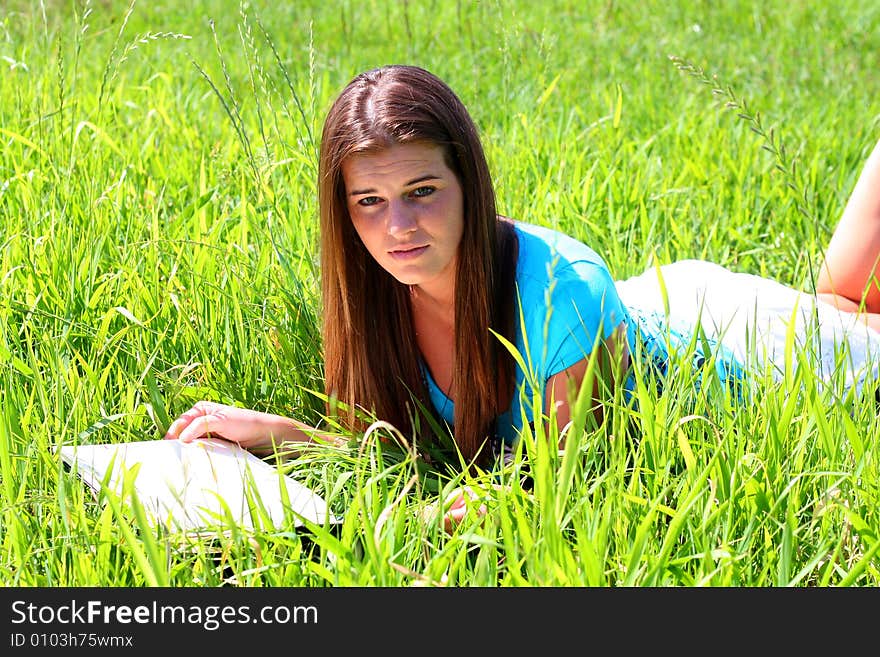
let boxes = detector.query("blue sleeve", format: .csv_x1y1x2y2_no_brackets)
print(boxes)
541,259,630,377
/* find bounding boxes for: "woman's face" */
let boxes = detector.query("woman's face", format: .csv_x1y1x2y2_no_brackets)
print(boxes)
342,142,464,295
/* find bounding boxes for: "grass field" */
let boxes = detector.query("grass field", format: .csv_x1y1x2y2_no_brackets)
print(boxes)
1,0,879,586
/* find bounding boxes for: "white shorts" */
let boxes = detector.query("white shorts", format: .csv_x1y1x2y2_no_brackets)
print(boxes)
615,259,880,395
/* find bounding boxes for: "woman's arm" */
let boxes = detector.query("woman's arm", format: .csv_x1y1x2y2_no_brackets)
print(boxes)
163,401,347,457
433,322,630,534
544,320,630,447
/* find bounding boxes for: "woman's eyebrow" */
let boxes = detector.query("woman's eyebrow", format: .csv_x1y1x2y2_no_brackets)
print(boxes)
349,174,441,196
404,174,441,186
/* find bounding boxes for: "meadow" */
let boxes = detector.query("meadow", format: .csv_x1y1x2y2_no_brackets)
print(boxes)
1,0,878,586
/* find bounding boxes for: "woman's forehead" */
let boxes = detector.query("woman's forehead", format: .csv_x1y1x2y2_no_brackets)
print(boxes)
342,143,451,184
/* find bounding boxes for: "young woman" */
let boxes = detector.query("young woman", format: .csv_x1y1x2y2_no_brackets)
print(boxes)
165,64,880,522
165,64,632,466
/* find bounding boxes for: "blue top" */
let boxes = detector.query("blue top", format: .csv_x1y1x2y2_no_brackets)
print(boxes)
423,221,633,444
422,221,744,448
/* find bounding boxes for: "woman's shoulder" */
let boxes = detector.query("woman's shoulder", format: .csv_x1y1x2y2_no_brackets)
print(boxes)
509,221,632,365
512,220,613,283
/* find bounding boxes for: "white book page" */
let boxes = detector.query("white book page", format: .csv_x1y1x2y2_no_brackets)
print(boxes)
58,438,341,533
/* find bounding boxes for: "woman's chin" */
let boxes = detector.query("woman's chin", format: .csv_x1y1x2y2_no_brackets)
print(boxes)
386,269,426,287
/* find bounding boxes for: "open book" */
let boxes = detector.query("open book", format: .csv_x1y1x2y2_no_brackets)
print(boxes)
58,438,341,534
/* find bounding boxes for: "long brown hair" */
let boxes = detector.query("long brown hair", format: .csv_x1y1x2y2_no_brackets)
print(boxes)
318,64,518,467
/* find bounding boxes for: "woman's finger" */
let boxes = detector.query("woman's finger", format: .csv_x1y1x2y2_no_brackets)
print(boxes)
164,402,224,440
177,414,219,443
440,488,489,532
164,409,201,439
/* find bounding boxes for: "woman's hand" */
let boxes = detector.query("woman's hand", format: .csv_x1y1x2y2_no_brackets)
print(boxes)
424,485,494,533
163,401,302,454
442,486,488,532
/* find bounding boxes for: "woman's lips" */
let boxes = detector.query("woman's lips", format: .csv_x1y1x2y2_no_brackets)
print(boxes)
389,245,428,260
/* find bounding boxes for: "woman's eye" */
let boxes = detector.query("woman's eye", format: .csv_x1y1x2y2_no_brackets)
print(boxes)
411,186,435,198
357,196,382,207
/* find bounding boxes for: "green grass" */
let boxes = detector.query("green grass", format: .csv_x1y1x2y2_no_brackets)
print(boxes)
1,0,878,586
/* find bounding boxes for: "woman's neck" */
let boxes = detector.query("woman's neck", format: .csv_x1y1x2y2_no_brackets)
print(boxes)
410,281,456,398
410,282,455,325
409,264,456,319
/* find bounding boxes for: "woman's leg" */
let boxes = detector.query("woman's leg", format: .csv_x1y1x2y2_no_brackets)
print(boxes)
816,137,880,323
815,292,880,332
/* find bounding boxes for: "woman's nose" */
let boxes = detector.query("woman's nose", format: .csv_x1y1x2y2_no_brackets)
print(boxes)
387,199,418,236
